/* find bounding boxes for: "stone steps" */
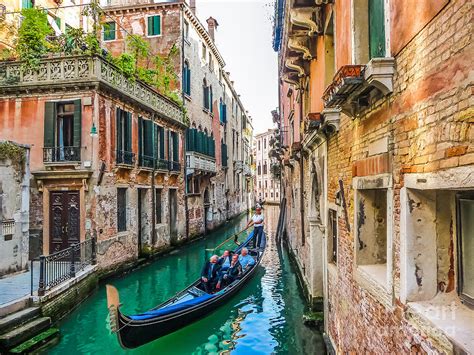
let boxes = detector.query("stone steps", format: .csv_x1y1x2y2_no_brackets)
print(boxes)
0,307,41,334
0,317,51,350
9,327,60,354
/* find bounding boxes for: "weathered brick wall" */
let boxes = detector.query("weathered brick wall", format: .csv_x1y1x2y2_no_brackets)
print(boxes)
326,0,472,352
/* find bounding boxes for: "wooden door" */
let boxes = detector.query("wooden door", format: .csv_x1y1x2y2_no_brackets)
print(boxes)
50,191,80,253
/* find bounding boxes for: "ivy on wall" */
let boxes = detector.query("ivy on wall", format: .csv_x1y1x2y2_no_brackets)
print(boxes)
0,141,26,176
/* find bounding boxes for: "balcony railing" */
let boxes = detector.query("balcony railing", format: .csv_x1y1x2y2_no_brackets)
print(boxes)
234,160,243,172
116,150,135,166
169,161,181,172
186,128,216,158
243,163,252,176
139,154,155,169
186,152,217,174
322,65,366,108
43,146,80,163
0,55,184,125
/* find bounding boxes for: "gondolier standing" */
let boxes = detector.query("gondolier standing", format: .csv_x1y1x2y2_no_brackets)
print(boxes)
246,207,265,249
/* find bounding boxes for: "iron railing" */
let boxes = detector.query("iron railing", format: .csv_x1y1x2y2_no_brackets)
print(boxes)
43,146,81,163
116,150,135,166
169,161,181,172
139,154,155,169
156,158,169,170
37,237,96,296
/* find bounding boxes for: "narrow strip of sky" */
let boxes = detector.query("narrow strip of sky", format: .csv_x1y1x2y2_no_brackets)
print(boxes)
197,0,278,135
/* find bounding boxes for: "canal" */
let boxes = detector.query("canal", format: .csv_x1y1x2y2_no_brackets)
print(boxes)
48,206,325,354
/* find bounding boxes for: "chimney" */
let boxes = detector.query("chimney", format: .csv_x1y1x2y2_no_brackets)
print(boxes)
206,17,219,41
190,0,196,14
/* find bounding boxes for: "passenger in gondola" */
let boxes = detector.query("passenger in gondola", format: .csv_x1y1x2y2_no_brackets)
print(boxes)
238,247,255,272
246,206,265,249
201,255,222,293
216,254,242,289
218,250,232,272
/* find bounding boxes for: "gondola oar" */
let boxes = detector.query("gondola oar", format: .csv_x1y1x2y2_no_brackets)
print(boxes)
205,225,250,253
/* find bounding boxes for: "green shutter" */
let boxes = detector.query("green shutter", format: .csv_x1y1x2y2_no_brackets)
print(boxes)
144,120,153,156
209,88,213,112
147,17,153,36
44,102,56,148
104,22,116,41
73,99,81,149
172,132,179,162
138,116,143,157
159,126,165,158
116,108,122,152
126,111,132,152
55,17,61,30
369,0,386,59
22,0,33,9
186,68,191,95
154,16,161,36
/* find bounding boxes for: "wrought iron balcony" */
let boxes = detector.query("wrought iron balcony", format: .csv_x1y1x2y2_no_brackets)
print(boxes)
156,158,169,171
116,150,135,166
322,65,366,108
186,152,216,175
139,154,155,169
0,55,184,125
169,161,181,172
43,146,80,163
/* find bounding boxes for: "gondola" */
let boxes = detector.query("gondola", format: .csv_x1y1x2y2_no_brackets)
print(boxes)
106,230,265,349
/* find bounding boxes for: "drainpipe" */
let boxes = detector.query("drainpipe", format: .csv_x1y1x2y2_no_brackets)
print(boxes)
181,7,190,239
299,86,305,246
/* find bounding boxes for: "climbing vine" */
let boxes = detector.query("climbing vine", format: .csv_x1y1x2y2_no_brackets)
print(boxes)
0,141,26,175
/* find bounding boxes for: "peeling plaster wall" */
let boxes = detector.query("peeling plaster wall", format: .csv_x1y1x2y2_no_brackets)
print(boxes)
0,148,30,276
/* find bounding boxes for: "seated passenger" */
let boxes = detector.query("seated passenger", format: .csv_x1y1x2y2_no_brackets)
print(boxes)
201,255,222,293
216,254,242,289
218,250,232,271
238,247,255,271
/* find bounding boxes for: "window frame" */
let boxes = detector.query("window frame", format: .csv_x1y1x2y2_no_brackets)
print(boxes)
103,21,116,42
146,15,162,37
456,191,474,309
328,208,338,264
117,188,127,232
155,188,162,224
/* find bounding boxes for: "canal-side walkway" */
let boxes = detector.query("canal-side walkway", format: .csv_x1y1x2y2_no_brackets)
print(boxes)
47,208,325,354
0,263,39,306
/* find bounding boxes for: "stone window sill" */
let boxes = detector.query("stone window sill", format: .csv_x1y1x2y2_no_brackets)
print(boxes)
407,292,474,353
184,94,191,102
355,263,392,308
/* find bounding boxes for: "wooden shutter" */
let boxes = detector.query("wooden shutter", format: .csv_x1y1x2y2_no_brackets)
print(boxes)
147,17,153,36
138,116,143,157
153,123,159,159
159,126,165,158
172,132,179,162
369,0,386,59
144,120,153,156
116,108,122,153
73,99,81,149
126,111,132,152
186,68,191,95
154,16,161,36
44,102,56,148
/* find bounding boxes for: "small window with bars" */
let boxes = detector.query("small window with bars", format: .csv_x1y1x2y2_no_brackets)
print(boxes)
147,15,161,37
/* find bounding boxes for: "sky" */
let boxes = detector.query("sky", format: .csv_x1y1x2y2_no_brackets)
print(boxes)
197,0,278,135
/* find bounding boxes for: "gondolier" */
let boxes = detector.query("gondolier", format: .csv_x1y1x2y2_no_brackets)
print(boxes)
246,207,265,249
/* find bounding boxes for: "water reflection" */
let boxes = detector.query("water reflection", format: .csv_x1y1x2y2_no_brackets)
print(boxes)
49,207,325,354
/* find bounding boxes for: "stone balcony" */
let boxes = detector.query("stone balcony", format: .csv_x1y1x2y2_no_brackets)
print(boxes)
0,55,184,126
234,160,243,172
186,152,216,175
243,163,252,176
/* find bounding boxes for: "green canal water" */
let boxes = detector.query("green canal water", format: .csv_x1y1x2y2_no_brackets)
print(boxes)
47,206,325,354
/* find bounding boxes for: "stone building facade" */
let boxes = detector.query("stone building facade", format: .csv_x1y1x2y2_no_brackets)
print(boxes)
275,0,473,353
254,129,281,204
0,56,186,271
0,141,30,276
102,0,254,237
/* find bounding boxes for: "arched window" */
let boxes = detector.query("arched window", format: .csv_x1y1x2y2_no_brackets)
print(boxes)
183,60,191,96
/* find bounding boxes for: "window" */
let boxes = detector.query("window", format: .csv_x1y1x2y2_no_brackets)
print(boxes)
456,192,474,308
117,188,127,232
258,181,261,189
208,52,213,71
155,188,162,223
202,43,207,60
187,176,200,194
203,79,210,110
265,193,268,198
116,108,133,164
369,0,386,59
183,61,191,96
22,0,33,9
170,131,179,165
356,188,388,286
271,193,273,198
43,100,81,162
258,140,261,151
184,20,189,40
209,85,213,112
328,209,337,264
265,180,268,189
219,98,227,124
103,22,116,41
138,117,155,168
147,15,161,36
263,162,267,175
54,17,61,30
264,138,266,149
